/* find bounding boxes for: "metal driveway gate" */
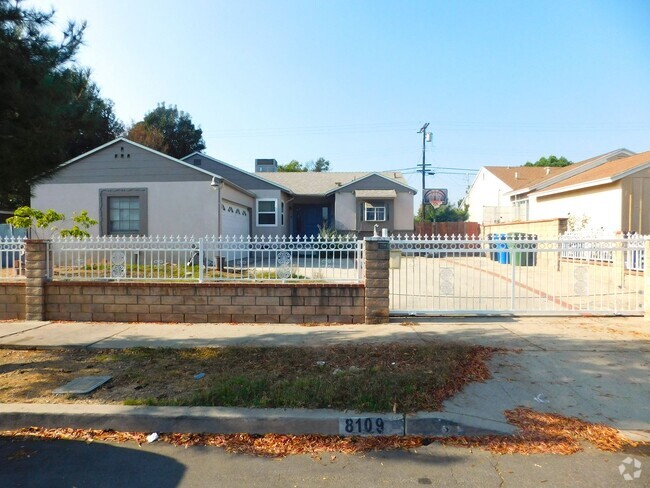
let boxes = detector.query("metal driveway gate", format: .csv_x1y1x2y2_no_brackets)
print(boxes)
389,234,646,316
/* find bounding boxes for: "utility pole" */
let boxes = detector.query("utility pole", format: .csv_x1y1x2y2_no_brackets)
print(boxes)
417,123,431,217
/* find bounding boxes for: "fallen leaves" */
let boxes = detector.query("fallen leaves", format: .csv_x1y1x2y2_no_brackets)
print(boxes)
440,407,643,455
2,408,645,458
1,427,423,458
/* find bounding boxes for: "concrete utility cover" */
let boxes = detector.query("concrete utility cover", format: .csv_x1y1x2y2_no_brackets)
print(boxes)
53,376,112,395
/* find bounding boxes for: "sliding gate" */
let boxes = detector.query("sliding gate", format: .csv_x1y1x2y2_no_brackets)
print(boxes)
389,234,645,316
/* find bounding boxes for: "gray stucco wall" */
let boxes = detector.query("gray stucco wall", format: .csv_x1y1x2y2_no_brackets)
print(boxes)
49,142,211,184
334,190,414,234
251,189,290,237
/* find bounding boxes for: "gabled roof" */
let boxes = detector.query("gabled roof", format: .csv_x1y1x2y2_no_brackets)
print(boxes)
485,166,562,191
505,148,636,197
259,171,415,196
531,151,650,197
58,138,222,179
182,152,292,194
478,148,636,196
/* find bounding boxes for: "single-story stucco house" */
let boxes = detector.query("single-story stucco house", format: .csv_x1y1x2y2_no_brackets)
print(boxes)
31,138,416,238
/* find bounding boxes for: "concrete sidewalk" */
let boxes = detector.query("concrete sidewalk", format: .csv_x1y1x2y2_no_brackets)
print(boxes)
1,316,649,440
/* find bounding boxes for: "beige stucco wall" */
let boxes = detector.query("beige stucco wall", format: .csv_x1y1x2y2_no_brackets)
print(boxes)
482,218,568,240
466,168,514,224
32,181,221,237
393,192,415,232
334,191,414,234
221,184,254,210
620,168,650,234
529,183,622,232
334,192,356,231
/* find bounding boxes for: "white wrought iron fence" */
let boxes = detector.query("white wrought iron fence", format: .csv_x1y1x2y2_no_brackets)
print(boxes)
559,231,645,271
0,237,25,281
48,235,363,283
389,233,647,316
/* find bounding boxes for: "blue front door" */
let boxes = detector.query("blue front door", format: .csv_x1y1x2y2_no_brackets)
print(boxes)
294,205,329,237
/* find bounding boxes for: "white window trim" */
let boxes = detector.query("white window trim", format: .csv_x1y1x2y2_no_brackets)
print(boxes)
256,198,278,227
364,201,387,222
280,201,285,226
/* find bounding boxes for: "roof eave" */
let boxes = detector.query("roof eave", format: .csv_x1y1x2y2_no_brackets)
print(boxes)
532,178,614,197
325,172,417,196
184,152,293,194
44,137,224,180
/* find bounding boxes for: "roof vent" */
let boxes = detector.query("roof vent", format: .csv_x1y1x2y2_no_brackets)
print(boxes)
335,182,342,186
514,171,519,180
545,167,550,175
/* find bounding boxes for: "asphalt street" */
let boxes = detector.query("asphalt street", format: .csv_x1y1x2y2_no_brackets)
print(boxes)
1,437,648,487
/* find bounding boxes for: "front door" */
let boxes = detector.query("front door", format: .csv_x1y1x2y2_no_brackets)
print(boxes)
294,205,329,237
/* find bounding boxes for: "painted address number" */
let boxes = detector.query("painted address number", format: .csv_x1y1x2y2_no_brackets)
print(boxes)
339,417,386,436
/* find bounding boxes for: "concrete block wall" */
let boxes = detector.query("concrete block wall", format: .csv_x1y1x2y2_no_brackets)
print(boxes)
0,283,26,320
364,238,390,324
482,218,568,240
44,282,366,324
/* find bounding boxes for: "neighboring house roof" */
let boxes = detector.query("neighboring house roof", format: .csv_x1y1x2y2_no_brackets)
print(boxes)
504,148,636,197
477,148,636,198
259,171,415,196
532,150,650,197
484,166,562,191
182,152,292,194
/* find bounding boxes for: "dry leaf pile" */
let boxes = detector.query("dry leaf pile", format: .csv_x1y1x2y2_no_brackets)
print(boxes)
440,407,643,455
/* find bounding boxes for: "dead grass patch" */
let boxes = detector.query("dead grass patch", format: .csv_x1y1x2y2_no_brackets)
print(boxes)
0,343,495,412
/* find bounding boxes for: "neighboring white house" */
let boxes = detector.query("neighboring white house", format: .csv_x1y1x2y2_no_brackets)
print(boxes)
31,138,255,237
465,148,648,233
528,151,650,233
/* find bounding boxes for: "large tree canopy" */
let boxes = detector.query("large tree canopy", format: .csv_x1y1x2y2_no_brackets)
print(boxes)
0,0,123,209
524,155,572,167
126,103,206,158
278,157,330,172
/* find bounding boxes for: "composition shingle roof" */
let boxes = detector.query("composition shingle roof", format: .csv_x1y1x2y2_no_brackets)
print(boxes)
484,166,568,191
258,171,410,195
487,148,636,192
537,151,650,193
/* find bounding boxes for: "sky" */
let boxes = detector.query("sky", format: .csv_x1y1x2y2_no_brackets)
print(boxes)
29,0,650,207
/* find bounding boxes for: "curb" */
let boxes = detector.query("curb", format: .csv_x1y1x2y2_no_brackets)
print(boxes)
0,404,514,437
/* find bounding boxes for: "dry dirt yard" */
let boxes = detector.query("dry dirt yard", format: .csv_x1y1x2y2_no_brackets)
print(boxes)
0,343,494,412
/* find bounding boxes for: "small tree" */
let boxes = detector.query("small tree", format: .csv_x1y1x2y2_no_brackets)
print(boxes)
278,157,331,172
7,207,98,239
415,202,469,223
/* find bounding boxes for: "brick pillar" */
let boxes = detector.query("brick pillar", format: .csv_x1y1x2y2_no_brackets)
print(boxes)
637,240,650,321
25,240,50,321
364,237,390,324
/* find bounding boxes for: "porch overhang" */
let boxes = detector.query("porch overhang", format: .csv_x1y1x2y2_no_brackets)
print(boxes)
354,189,397,199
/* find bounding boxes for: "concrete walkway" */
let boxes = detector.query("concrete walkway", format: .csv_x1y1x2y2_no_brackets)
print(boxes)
0,316,648,440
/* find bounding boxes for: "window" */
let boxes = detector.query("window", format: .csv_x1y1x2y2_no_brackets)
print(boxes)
109,197,140,234
257,199,277,226
364,201,386,222
100,189,148,236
